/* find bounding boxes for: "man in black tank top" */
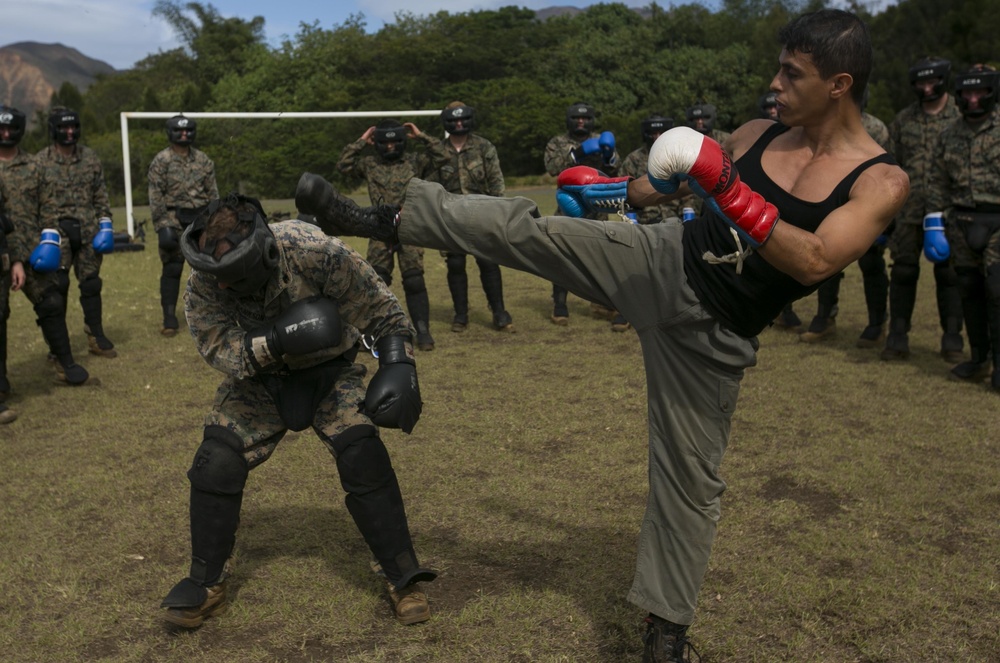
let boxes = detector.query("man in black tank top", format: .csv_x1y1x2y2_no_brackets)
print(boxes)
296,9,909,662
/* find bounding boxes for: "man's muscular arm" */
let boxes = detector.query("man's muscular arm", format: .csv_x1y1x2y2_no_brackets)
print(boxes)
757,165,909,285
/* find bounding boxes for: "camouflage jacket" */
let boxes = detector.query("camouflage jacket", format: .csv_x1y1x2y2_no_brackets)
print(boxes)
888,97,963,223
336,133,447,206
35,144,112,240
428,133,505,196
185,220,415,380
927,107,1000,213
148,146,219,231
0,148,42,264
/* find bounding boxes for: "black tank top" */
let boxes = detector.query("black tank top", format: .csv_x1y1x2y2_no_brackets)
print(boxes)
681,123,897,337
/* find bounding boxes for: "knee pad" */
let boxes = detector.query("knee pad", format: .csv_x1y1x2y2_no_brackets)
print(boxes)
373,265,393,287
401,268,426,296
891,259,920,286
162,256,184,280
79,275,102,298
187,425,249,495
33,288,64,320
330,424,393,496
445,253,466,273
858,246,885,275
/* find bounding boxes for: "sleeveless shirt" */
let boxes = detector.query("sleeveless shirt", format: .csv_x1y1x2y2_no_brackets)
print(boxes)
681,122,897,337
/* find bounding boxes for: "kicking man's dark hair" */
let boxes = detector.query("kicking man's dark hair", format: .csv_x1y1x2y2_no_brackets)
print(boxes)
778,9,872,106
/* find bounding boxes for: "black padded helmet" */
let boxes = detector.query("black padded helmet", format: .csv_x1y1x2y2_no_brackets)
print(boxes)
166,115,197,145
685,103,716,134
442,104,475,136
565,102,596,137
954,64,1000,119
640,114,673,147
908,57,951,102
48,107,81,145
373,119,407,161
0,106,26,147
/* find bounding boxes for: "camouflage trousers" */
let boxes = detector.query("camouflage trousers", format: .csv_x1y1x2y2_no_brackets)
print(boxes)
946,219,1000,272
0,263,8,325
204,360,375,469
367,240,424,281
59,229,103,284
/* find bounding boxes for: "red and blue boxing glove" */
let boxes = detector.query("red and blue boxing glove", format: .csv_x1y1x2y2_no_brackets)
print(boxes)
648,127,778,248
556,166,631,217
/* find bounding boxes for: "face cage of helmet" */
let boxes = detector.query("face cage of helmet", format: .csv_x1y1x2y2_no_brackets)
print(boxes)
52,120,81,146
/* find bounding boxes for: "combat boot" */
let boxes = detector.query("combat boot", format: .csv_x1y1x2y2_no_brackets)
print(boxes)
611,312,631,333
949,347,991,383
415,320,435,351
295,173,400,241
772,304,802,332
856,323,885,348
591,302,616,320
372,561,430,625
880,317,910,360
161,578,228,628
799,316,836,343
493,309,515,333
642,615,700,662
552,288,569,326
0,404,16,425
162,307,180,337
451,313,468,333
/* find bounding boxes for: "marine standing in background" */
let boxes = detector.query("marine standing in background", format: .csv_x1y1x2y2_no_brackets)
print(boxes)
35,107,118,359
621,115,675,225
432,102,515,333
927,64,1000,389
881,57,965,362
544,101,622,327
0,106,92,388
336,119,445,350
148,115,218,337
0,171,22,424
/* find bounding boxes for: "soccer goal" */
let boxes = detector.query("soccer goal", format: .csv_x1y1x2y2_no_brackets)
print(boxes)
119,110,442,238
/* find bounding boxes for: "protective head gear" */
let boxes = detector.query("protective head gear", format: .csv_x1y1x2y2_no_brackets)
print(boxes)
954,64,999,119
908,57,951,102
441,104,475,135
373,120,407,161
180,193,279,297
566,102,596,137
0,105,27,147
48,108,81,146
685,104,716,134
166,115,197,145
640,114,673,148
758,92,778,119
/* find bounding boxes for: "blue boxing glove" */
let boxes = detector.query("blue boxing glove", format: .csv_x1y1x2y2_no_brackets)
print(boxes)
30,228,62,273
556,166,631,217
570,137,601,164
922,212,949,263
598,131,616,166
93,217,115,254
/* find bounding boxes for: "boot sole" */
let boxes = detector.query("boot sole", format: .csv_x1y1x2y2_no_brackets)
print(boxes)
163,600,228,628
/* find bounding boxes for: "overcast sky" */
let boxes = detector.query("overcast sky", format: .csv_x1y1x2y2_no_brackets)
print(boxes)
1,0,702,70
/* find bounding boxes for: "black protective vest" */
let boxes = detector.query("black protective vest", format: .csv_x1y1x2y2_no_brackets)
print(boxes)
682,123,896,337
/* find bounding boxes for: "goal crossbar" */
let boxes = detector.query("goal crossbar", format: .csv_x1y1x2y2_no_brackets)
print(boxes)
120,110,441,237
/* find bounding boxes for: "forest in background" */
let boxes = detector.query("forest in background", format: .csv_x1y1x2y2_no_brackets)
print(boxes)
14,0,1000,205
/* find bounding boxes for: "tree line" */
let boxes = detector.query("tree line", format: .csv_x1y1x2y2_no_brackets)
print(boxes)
16,0,1000,206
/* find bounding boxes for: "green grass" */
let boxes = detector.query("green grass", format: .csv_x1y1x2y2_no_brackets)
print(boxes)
1,186,997,662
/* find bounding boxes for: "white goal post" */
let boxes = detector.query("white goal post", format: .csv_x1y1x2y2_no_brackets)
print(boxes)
119,111,442,238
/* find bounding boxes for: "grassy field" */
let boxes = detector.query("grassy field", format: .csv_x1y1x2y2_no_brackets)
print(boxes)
1,185,997,662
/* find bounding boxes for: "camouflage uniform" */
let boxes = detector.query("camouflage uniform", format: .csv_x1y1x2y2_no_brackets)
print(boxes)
148,145,218,334
927,105,1000,380
0,180,11,400
35,143,116,354
883,96,965,359
430,133,514,330
337,132,446,347
0,148,88,380
173,218,431,620
621,146,678,225
545,130,622,321
336,134,445,279
800,113,894,345
185,220,415,459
